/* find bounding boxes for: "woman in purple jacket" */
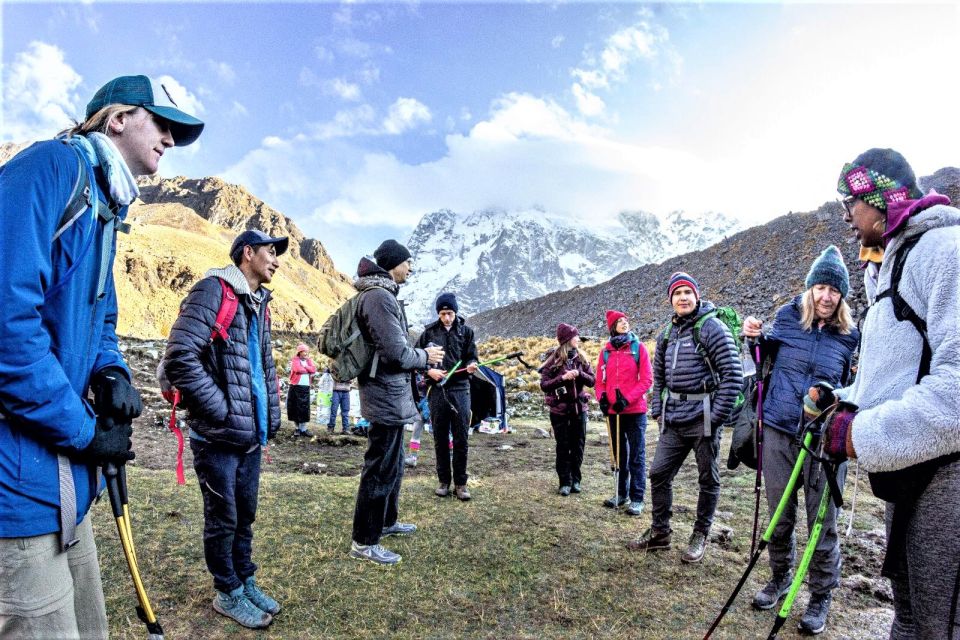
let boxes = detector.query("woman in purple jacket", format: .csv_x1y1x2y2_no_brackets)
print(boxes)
540,324,595,496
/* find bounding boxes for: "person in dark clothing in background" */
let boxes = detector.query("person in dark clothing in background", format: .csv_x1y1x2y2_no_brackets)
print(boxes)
416,293,479,501
540,323,595,496
349,240,444,565
164,229,285,629
629,272,743,564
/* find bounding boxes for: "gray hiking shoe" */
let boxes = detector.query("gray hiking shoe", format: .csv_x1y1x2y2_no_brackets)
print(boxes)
349,541,402,565
752,572,792,610
571,482,582,493
681,531,707,564
243,576,280,615
404,454,418,467
625,501,644,516
603,495,629,509
798,592,832,635
382,522,417,537
213,586,272,629
558,485,572,496
626,527,672,552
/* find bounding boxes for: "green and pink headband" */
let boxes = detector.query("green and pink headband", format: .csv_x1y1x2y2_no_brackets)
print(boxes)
837,163,921,211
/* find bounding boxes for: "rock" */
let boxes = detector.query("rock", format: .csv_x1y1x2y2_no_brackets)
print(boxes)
708,524,734,547
146,349,159,360
533,428,551,439
497,444,514,451
514,391,532,403
844,574,893,603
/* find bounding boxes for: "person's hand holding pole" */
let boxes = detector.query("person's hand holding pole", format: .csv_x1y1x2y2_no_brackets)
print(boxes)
427,368,447,382
424,345,444,365
742,316,763,339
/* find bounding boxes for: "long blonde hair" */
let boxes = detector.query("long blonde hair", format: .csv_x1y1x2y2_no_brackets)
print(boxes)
799,289,854,334
58,104,139,139
543,340,589,372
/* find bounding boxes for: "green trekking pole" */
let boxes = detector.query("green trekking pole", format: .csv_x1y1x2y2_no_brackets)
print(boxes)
703,431,815,639
447,351,535,375
439,360,462,386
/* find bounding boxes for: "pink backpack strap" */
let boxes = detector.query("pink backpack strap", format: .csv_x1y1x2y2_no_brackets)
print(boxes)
211,278,239,342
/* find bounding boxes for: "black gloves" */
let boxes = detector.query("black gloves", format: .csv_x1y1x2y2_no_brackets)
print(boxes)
91,366,142,422
80,417,135,465
802,381,837,423
612,389,628,414
598,393,610,414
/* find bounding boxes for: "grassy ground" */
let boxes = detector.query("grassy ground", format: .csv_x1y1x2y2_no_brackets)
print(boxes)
96,418,892,639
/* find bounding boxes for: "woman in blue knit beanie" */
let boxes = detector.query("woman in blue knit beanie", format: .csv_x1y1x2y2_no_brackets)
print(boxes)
740,245,858,634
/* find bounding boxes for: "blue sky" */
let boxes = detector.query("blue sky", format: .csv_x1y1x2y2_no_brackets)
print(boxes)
3,1,958,273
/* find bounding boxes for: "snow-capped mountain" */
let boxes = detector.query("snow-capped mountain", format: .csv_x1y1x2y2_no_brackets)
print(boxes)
402,206,740,325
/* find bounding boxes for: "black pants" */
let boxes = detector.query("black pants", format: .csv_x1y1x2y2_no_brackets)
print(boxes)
190,439,261,593
352,423,405,545
650,426,722,535
550,412,586,487
429,387,471,486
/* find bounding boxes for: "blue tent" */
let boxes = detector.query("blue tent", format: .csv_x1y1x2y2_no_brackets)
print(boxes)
469,365,508,432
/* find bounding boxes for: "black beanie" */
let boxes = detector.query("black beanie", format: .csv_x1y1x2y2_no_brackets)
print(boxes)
436,292,458,313
373,239,411,271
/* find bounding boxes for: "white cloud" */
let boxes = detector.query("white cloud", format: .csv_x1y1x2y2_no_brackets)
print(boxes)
155,74,205,116
229,101,249,117
569,16,678,116
382,97,431,134
551,34,565,49
326,78,362,101
572,82,605,117
207,60,236,84
2,41,82,142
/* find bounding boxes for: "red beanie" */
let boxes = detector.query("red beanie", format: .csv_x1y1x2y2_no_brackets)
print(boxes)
556,323,579,345
605,310,627,333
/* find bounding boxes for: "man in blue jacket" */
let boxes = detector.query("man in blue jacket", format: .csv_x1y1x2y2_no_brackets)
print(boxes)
0,75,203,637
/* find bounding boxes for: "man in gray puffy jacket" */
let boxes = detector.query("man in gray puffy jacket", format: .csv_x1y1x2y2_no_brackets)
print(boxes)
164,229,285,629
349,240,444,565
629,272,743,564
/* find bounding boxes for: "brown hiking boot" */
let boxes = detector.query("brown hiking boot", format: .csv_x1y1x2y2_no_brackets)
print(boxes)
681,531,707,564
435,484,451,497
626,527,672,551
455,485,471,501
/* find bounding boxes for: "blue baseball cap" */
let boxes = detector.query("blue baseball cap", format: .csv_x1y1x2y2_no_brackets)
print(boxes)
230,230,289,263
86,75,204,146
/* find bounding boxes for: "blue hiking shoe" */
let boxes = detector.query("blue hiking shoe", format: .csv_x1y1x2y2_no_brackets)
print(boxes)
382,522,417,537
243,576,280,615
213,586,272,629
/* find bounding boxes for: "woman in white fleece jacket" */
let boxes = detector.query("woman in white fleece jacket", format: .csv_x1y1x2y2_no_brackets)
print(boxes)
824,148,960,640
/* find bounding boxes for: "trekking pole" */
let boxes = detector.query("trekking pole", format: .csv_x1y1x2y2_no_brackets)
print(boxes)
765,460,842,640
439,359,462,386
750,340,765,556
702,404,839,639
604,414,618,507
104,463,165,640
615,413,621,509
448,351,535,375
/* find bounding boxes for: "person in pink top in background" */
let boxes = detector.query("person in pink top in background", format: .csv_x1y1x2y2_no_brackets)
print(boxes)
287,343,317,436
595,310,653,517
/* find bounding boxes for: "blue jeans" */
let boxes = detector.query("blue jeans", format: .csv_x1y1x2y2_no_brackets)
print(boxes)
190,440,261,593
606,413,647,502
328,390,350,431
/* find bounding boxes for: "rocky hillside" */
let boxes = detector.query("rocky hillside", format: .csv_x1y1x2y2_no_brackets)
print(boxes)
471,168,960,341
1,142,355,338
403,206,739,324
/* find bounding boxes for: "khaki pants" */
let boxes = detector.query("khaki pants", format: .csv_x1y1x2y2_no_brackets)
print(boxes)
0,514,108,639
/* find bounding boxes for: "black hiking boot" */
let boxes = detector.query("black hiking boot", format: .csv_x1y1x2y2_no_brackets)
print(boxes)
798,592,832,635
626,527,672,552
752,572,792,610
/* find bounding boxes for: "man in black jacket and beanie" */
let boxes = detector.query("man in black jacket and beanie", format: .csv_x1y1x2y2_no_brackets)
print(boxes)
164,229,285,629
416,293,479,500
349,240,444,565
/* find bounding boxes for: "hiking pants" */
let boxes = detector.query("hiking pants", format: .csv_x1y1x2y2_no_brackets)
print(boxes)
550,412,586,488
762,427,847,594
887,459,960,640
0,514,108,639
352,423,405,545
191,439,261,593
649,425,721,534
429,388,471,487
606,413,647,502
328,390,351,431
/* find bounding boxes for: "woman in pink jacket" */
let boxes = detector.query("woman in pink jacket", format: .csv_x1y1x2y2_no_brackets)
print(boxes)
595,310,653,516
287,343,317,436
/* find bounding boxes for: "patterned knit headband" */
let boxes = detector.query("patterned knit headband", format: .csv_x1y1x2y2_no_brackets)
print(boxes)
837,163,921,211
